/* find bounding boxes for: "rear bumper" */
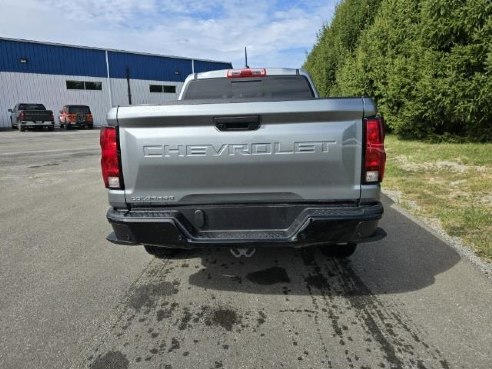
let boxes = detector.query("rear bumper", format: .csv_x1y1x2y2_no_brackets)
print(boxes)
21,121,54,127
106,202,385,248
66,121,92,127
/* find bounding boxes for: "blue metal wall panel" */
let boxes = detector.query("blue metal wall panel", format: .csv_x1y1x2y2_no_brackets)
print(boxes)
107,51,193,82
194,60,232,73
0,39,107,77
0,38,232,81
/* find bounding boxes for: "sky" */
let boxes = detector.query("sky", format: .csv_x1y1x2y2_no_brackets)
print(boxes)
0,0,336,68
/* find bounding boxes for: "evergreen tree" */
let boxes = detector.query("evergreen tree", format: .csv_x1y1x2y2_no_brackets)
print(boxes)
304,0,492,141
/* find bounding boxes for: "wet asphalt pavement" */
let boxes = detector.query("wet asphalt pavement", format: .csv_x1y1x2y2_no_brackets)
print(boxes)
0,129,490,369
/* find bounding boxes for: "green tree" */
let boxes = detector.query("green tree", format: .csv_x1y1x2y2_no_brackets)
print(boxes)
304,0,492,141
304,0,382,96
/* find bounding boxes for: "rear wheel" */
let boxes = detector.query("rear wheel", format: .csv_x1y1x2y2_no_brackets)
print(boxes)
19,125,25,132
48,125,54,131
65,123,71,130
320,243,357,258
144,245,183,258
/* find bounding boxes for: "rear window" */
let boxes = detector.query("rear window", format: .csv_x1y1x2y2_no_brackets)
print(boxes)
19,104,46,110
68,106,91,114
182,76,315,100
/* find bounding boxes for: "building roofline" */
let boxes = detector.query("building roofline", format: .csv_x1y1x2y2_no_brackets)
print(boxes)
0,36,231,65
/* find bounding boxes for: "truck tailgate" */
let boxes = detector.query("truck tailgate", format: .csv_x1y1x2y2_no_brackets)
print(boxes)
23,110,53,121
115,98,367,206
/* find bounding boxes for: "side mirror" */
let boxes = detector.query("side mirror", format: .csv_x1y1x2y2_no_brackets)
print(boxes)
8,109,12,113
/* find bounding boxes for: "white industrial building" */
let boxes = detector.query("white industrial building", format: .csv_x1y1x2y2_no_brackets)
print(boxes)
0,37,232,128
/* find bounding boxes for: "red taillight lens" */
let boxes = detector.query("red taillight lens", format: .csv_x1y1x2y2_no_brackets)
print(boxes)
100,127,122,188
19,111,25,120
364,117,386,183
227,68,267,78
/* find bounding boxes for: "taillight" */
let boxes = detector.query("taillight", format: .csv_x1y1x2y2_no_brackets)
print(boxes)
227,68,267,78
363,116,386,183
50,112,54,121
19,111,25,120
100,127,122,189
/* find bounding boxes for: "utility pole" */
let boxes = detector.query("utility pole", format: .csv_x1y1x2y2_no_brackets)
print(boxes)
245,47,249,68
125,66,132,105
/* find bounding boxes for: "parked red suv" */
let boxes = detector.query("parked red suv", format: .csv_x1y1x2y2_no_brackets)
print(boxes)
59,105,93,129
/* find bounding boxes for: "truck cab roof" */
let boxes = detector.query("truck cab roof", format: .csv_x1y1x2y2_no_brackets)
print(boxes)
179,68,319,100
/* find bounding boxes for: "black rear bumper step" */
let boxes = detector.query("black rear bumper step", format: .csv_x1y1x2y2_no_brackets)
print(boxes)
106,202,384,248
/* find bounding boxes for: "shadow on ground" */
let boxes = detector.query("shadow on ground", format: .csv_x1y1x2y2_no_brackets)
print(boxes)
157,196,462,296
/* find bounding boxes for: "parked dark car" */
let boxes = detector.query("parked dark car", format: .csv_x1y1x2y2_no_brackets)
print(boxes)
59,105,94,129
8,103,55,131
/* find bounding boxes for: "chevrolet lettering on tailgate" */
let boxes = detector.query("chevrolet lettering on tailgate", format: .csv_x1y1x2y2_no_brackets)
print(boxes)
143,141,337,158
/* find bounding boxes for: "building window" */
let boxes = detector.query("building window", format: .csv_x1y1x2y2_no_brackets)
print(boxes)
66,80,102,90
163,85,176,93
150,84,176,93
149,85,163,93
85,82,102,90
66,81,85,90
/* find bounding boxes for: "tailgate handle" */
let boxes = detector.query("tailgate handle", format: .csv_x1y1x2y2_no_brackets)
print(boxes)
214,115,261,131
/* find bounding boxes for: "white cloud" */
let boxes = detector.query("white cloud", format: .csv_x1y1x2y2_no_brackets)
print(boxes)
0,0,336,68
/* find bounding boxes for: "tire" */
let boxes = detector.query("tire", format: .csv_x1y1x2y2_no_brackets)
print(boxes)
48,125,54,131
19,125,25,132
65,124,71,130
320,243,357,258
88,125,94,129
144,245,183,258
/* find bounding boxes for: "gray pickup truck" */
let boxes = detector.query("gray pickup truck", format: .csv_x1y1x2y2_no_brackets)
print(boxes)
100,68,386,258
8,103,55,131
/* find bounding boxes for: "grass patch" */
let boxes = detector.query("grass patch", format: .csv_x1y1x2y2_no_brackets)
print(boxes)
383,135,492,261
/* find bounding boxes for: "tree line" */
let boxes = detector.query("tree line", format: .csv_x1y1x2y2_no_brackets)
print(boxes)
304,0,492,141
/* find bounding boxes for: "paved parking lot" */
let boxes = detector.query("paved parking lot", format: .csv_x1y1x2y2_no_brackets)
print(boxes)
0,129,491,369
